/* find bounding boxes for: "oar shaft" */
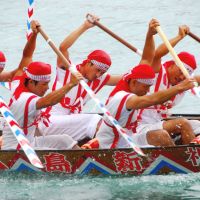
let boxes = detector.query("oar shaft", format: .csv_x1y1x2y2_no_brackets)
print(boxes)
38,26,145,156
156,26,190,78
38,27,70,69
86,14,142,56
95,21,139,53
188,32,200,43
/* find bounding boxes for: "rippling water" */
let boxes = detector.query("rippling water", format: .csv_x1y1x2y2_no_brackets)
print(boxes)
1,172,200,200
1,0,200,199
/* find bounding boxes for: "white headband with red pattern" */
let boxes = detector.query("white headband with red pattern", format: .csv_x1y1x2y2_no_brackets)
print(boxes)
137,78,155,85
25,70,51,82
91,60,110,72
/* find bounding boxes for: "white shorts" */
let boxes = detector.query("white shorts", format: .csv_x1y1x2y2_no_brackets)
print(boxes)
136,122,164,135
38,113,102,141
189,120,200,135
32,135,77,150
2,134,77,150
96,121,154,149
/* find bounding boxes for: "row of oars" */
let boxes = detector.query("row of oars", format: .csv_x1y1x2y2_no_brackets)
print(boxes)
0,14,200,168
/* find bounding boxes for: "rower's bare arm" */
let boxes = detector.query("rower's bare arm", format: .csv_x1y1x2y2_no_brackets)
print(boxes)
57,15,99,68
36,83,75,109
0,70,17,82
14,21,40,77
126,78,195,110
106,75,122,86
140,19,159,66
152,25,190,73
36,72,83,109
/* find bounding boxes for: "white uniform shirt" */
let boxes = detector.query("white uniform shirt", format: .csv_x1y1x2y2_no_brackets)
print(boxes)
96,91,138,148
2,80,40,149
50,67,110,115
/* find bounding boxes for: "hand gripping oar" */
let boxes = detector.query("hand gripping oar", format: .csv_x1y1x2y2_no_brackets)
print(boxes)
37,26,145,156
89,15,200,98
188,32,200,43
0,96,43,168
156,26,200,96
86,14,142,56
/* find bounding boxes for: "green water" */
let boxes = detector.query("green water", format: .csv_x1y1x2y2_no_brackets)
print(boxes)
1,172,200,200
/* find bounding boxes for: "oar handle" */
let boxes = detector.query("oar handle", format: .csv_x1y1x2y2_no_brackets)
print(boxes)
188,32,200,43
38,26,145,156
156,26,190,79
86,14,142,56
38,27,70,69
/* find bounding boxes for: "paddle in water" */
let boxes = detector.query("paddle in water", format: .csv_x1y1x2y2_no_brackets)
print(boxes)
37,25,145,157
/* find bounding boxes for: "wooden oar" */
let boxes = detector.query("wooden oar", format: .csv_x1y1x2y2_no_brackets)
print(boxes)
86,14,142,56
38,26,145,156
0,96,43,168
156,26,200,97
156,26,190,78
188,32,200,43
90,16,200,98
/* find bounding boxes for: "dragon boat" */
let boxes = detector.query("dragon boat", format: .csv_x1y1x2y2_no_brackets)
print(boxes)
0,114,199,176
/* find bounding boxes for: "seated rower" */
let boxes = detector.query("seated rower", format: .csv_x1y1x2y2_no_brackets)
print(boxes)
136,25,200,144
82,19,196,149
2,61,82,150
37,16,124,143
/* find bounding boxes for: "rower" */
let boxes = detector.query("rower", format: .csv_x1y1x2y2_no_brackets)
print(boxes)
2,61,82,150
82,19,196,149
2,26,82,150
37,15,123,143
136,25,200,145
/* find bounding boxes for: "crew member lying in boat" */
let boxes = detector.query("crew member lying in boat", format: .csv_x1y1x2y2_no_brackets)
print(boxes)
82,19,196,149
1,27,83,150
136,25,200,145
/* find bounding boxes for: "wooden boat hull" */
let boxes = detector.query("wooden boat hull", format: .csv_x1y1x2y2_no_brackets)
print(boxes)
0,145,200,175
